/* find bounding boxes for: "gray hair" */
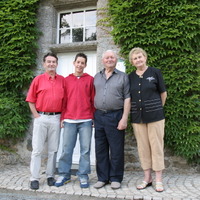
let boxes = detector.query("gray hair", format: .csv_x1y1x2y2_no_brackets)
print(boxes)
102,50,118,59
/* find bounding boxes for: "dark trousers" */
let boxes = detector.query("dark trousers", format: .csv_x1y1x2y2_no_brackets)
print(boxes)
94,109,125,183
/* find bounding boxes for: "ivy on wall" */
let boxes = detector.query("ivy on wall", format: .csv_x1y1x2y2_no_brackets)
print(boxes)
107,0,200,163
0,0,39,140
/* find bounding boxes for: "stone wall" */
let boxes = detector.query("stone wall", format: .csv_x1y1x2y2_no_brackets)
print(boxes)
1,134,199,173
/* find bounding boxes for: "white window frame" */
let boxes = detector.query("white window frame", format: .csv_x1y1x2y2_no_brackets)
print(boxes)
57,7,96,44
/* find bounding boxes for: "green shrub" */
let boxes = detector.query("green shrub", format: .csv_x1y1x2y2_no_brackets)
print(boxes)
0,0,39,139
108,0,200,163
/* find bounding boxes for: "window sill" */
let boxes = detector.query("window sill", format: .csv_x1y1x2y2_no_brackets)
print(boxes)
50,41,97,53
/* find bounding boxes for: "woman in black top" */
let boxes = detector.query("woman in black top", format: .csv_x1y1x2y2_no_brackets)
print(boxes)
129,47,167,192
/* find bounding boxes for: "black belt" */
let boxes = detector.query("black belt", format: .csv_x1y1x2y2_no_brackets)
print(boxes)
97,109,123,114
37,111,61,115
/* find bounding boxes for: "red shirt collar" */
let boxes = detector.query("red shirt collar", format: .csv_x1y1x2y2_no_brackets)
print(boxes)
44,72,57,80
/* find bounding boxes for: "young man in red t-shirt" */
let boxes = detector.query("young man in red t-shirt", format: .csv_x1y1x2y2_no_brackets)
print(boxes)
55,53,95,188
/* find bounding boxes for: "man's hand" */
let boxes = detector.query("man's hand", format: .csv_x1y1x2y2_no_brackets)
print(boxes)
61,120,64,128
117,118,127,130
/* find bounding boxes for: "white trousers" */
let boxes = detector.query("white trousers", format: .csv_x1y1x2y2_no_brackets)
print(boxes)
30,114,61,181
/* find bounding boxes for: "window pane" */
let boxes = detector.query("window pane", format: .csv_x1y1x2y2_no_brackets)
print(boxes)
60,29,71,43
72,28,83,42
85,10,96,26
58,9,97,44
72,11,83,27
85,27,96,41
60,13,71,28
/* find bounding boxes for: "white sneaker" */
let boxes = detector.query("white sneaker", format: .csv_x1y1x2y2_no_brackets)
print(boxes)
54,176,71,187
80,179,89,188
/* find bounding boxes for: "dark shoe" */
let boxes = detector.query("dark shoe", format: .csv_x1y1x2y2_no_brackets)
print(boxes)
30,180,39,190
47,177,55,186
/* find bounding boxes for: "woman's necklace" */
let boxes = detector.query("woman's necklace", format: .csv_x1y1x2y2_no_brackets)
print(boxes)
136,66,148,77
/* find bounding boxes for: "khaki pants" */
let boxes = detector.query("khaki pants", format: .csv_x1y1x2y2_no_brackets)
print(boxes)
132,119,165,171
30,114,61,181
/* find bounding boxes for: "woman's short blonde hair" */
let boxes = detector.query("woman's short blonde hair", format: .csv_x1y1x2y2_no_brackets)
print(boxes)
129,47,147,64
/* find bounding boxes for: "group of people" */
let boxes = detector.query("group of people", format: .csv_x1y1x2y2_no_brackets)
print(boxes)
26,48,167,193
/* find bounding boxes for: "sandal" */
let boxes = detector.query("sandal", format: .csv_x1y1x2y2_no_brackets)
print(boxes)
136,181,152,190
155,182,164,192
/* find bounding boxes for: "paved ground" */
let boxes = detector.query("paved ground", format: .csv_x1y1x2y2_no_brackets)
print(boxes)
0,188,124,200
0,164,199,200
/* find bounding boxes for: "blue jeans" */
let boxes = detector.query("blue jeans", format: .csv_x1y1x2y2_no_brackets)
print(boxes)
58,121,92,180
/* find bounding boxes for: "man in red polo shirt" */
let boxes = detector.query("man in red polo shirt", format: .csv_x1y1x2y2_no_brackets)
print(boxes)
26,52,65,190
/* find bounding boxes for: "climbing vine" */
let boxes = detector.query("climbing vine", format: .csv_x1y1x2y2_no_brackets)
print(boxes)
107,0,200,163
0,0,40,140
